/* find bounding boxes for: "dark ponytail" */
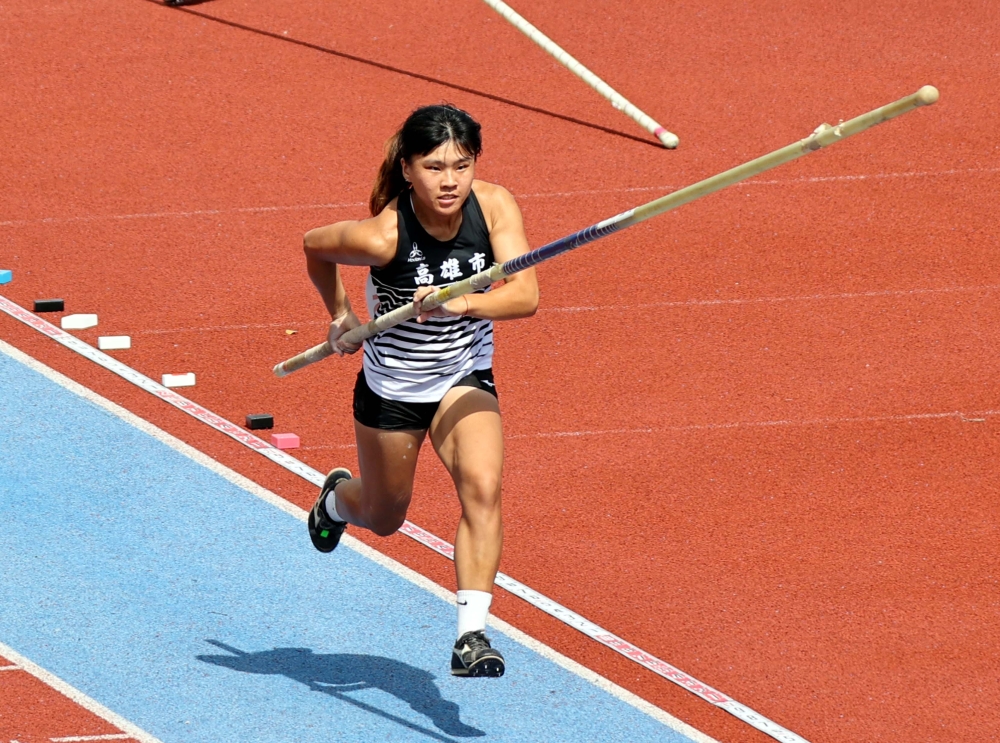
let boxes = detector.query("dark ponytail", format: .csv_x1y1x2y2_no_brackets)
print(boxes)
369,104,483,217
369,133,406,218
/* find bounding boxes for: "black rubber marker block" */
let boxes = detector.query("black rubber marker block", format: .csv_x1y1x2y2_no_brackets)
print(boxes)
246,414,274,430
34,298,65,312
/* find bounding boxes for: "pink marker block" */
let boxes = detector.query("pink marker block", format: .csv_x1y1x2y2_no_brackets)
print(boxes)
271,433,300,450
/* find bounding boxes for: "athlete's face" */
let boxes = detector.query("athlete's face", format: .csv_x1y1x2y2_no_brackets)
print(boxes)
402,140,476,217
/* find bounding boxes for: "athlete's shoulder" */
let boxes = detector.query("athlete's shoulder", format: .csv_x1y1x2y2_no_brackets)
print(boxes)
368,197,401,265
471,179,515,203
471,180,520,231
373,195,401,231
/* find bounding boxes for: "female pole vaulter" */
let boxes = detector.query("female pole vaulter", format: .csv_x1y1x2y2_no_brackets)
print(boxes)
302,104,539,677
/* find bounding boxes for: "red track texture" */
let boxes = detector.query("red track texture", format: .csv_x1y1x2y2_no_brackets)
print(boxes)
0,657,129,742
2,1,998,741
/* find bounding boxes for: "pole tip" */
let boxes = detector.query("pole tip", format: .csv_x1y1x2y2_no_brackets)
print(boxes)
916,85,939,106
273,363,287,378
653,126,679,149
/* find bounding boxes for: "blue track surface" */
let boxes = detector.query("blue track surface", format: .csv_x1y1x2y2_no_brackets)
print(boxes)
0,348,699,742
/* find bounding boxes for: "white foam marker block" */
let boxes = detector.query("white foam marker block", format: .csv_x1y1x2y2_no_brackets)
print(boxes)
161,373,196,388
98,336,131,351
61,314,98,330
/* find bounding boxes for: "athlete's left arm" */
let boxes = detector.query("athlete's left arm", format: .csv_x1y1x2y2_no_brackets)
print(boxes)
467,182,539,320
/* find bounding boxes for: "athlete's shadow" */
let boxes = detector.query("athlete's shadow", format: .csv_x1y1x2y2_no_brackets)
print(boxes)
197,640,484,740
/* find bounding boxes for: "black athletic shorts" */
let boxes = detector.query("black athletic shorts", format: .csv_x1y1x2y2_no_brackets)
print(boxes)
353,368,499,431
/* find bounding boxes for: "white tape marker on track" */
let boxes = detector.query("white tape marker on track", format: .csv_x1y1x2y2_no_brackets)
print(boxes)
0,295,810,743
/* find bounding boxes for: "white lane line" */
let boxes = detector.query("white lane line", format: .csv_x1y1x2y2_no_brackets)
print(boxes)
0,201,365,228
0,664,21,670
544,283,1000,314
68,283,1000,341
751,165,1000,185
509,409,998,441
0,641,161,743
135,320,326,336
1,301,801,743
51,736,135,742
2,166,997,227
517,165,1000,200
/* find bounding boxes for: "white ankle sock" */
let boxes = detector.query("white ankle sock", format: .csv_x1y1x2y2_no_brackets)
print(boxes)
324,488,346,523
456,590,493,638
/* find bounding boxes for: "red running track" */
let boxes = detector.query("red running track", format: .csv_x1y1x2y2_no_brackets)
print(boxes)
1,1,998,741
0,652,135,742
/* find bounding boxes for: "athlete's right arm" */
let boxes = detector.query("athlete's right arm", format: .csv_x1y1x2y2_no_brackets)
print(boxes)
303,206,398,354
304,207,398,267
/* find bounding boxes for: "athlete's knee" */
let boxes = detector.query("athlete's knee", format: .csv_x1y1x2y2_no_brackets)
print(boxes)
362,492,410,536
458,472,502,518
465,470,502,502
369,510,408,537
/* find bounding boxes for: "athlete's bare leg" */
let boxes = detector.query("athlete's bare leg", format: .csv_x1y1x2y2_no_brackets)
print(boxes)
430,386,504,591
333,422,426,537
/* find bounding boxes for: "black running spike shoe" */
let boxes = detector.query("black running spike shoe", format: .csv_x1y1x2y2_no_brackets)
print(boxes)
308,468,352,553
451,630,505,677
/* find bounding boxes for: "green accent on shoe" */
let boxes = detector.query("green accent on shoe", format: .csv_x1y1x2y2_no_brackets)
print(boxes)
308,467,352,554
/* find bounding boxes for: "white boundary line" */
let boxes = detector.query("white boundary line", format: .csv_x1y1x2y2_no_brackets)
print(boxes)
51,736,135,742
0,640,160,743
0,335,716,743
0,297,809,743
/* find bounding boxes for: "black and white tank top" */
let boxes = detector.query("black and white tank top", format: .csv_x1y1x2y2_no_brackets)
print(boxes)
362,189,495,402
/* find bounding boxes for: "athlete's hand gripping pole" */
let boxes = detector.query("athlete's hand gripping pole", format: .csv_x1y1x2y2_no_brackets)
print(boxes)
274,86,938,378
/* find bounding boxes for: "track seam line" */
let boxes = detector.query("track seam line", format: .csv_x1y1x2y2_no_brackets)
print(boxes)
2,165,996,227
1,297,807,743
0,640,161,743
